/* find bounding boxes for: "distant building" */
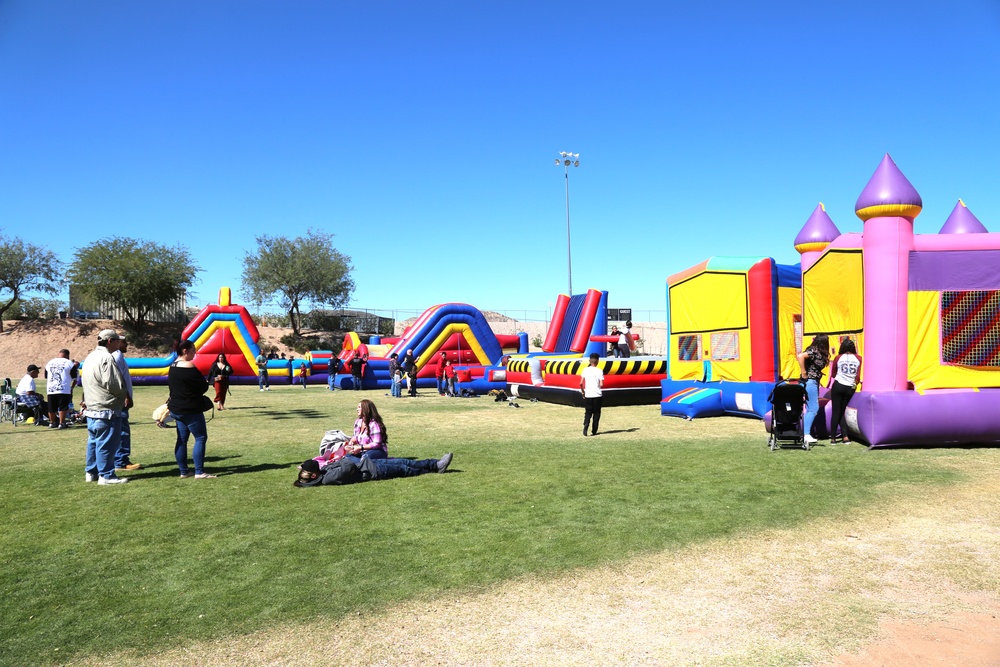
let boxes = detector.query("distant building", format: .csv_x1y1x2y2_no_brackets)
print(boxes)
68,286,187,322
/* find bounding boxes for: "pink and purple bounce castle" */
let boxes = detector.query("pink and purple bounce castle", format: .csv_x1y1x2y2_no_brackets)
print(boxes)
794,154,1000,447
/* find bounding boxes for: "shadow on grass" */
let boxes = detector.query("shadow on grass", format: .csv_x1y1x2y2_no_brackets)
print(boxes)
593,428,640,435
266,408,326,420
124,454,299,479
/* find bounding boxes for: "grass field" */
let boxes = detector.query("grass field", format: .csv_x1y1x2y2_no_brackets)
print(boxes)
0,384,991,666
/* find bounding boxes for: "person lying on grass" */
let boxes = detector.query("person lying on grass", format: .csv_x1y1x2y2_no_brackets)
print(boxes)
293,453,453,487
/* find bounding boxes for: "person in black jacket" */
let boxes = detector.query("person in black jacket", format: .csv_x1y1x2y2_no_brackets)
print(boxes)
168,340,216,479
293,453,453,487
349,354,365,390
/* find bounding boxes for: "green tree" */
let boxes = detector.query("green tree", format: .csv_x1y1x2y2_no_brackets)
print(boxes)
66,237,199,334
0,235,62,332
241,229,354,336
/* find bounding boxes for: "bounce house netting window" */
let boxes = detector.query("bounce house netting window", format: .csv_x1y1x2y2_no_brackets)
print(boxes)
941,290,1000,367
710,332,739,361
678,335,702,361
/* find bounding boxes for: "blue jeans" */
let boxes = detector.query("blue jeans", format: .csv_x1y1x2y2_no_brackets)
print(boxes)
344,449,388,467
437,377,446,394
258,370,269,389
374,457,439,479
391,380,401,397
803,379,820,438
172,412,208,475
85,415,122,480
114,409,132,467
328,373,336,391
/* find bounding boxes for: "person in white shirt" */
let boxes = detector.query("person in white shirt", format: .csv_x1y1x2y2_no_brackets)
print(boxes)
579,353,605,436
617,320,633,359
16,364,48,425
826,338,863,445
45,349,77,429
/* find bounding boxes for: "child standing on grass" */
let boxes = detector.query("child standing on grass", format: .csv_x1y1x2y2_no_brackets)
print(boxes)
391,368,402,397
444,360,457,396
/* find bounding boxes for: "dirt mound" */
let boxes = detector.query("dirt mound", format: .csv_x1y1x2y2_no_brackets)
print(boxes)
0,318,313,380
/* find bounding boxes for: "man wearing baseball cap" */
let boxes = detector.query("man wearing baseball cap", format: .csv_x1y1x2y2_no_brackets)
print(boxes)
81,329,129,485
15,364,48,425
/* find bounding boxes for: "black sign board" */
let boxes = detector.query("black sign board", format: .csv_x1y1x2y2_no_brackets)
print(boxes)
607,308,632,321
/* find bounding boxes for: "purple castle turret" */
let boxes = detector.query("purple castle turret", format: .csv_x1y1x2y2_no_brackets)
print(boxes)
939,199,988,234
855,153,923,222
794,203,841,271
858,153,920,392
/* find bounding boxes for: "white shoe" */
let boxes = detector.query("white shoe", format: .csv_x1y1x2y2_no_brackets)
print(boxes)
259,388,264,392
85,472,97,483
97,476,129,485
803,435,818,445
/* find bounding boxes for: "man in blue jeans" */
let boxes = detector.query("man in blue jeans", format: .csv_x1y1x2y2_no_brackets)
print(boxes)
293,453,453,487
112,335,141,471
81,329,129,485
255,351,270,391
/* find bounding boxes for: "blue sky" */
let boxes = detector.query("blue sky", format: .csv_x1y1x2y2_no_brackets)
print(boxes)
2,1,999,320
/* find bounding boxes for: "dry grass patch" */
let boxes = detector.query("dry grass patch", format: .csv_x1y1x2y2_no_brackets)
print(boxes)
77,450,1000,667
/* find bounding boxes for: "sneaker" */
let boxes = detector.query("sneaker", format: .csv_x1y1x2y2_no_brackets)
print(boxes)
58,423,70,429
266,387,270,391
116,463,142,471
260,388,264,392
436,452,453,473
85,472,97,483
48,423,59,429
97,476,129,485
803,434,818,445
194,473,217,479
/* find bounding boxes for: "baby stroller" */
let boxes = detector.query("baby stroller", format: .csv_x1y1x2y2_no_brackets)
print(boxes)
767,380,810,451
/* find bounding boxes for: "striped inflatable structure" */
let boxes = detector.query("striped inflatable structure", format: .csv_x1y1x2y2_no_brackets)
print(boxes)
332,303,528,390
129,287,309,386
509,357,666,407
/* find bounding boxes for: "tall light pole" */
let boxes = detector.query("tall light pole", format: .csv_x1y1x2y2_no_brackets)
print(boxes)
555,151,580,295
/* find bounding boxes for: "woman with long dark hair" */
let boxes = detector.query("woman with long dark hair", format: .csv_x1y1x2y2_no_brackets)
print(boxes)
344,399,389,463
827,338,862,444
210,353,233,410
168,340,215,479
797,334,830,445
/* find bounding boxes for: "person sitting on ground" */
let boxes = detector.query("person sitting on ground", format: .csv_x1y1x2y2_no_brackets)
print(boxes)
344,399,389,463
293,452,453,487
16,364,48,425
